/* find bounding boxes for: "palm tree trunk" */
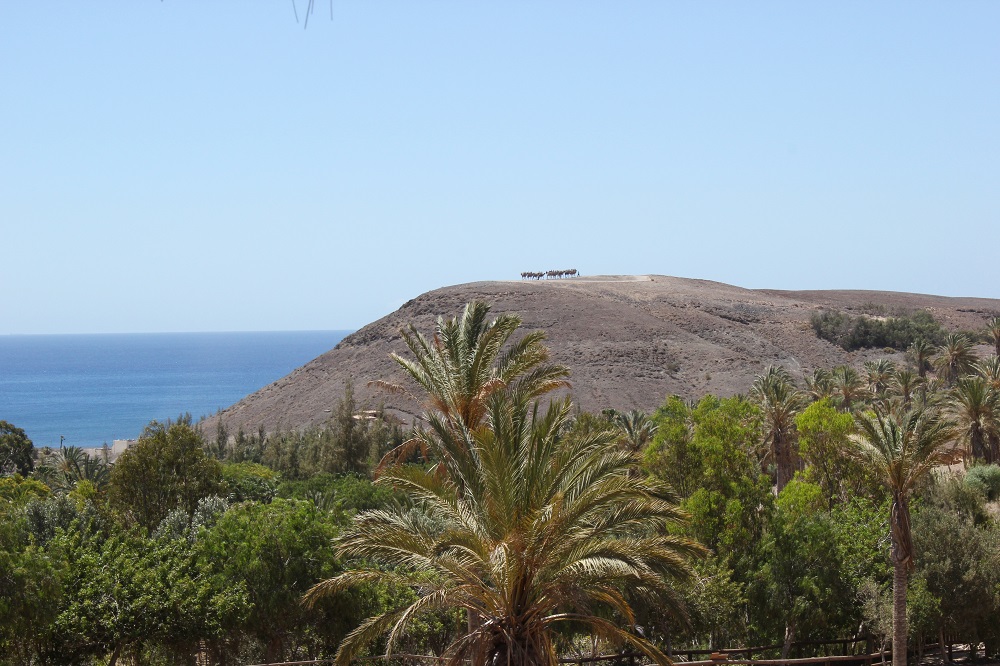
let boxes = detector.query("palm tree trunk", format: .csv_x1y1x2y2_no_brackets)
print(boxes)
971,425,985,462
890,493,913,666
892,560,908,666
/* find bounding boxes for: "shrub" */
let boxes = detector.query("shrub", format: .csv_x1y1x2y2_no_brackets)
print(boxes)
810,309,946,351
965,464,1000,501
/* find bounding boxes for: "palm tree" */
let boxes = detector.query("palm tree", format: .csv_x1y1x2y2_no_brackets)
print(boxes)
307,394,704,666
377,301,570,469
985,316,1000,357
864,359,896,402
382,301,569,432
613,409,658,452
39,446,112,493
890,368,924,408
805,368,836,402
946,376,1000,464
751,365,805,491
831,365,866,412
934,333,978,386
907,339,934,379
851,404,959,666
975,354,1000,390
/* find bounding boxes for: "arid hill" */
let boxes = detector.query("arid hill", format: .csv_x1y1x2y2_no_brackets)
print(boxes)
203,275,1000,434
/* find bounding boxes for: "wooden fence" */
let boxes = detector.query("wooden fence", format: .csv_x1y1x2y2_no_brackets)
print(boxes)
245,656,889,666
244,638,890,666
243,636,1000,666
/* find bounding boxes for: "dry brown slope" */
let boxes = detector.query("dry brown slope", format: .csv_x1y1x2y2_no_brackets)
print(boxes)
203,275,1000,435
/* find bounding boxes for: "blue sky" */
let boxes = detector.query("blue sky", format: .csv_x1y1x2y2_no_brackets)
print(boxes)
2,2,998,334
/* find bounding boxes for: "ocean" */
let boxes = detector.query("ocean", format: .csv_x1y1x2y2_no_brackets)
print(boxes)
0,331,351,449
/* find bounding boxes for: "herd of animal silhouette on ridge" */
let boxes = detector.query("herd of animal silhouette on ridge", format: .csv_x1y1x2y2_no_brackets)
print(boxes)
520,269,578,280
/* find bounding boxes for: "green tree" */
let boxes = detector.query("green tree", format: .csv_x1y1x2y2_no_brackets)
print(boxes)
851,404,958,666
52,527,249,665
307,394,704,666
0,474,50,508
643,396,699,497
0,421,34,476
329,380,380,474
645,395,772,613
680,556,747,650
911,479,1000,659
108,420,222,531
199,498,350,662
830,495,892,608
756,481,854,657
0,503,67,663
795,399,859,508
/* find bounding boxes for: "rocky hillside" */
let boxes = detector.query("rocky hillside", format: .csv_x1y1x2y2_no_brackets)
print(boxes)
203,275,1000,434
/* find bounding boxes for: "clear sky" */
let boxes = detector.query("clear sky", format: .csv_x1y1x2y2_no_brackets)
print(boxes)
2,2,998,334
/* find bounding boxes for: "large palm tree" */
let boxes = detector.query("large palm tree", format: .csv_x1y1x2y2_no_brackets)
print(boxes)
383,301,570,432
377,301,570,468
851,404,959,666
934,333,978,386
307,394,704,666
946,376,1000,464
751,365,805,491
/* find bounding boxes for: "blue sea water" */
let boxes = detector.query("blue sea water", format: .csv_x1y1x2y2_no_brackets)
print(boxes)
0,331,350,449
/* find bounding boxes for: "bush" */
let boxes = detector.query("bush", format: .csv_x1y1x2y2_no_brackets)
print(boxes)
221,462,278,503
965,464,1000,501
277,472,396,516
810,309,946,351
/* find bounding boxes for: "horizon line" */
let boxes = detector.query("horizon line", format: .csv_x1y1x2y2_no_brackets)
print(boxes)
1,328,357,337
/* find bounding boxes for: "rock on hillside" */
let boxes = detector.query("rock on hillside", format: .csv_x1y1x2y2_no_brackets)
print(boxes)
202,275,1000,435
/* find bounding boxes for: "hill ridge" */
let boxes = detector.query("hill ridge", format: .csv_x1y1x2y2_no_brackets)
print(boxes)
203,275,1000,435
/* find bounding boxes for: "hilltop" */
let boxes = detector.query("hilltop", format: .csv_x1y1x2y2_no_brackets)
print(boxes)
203,275,1000,434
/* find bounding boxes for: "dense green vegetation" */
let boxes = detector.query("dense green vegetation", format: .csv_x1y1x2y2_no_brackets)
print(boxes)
3,302,1000,665
810,308,947,351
